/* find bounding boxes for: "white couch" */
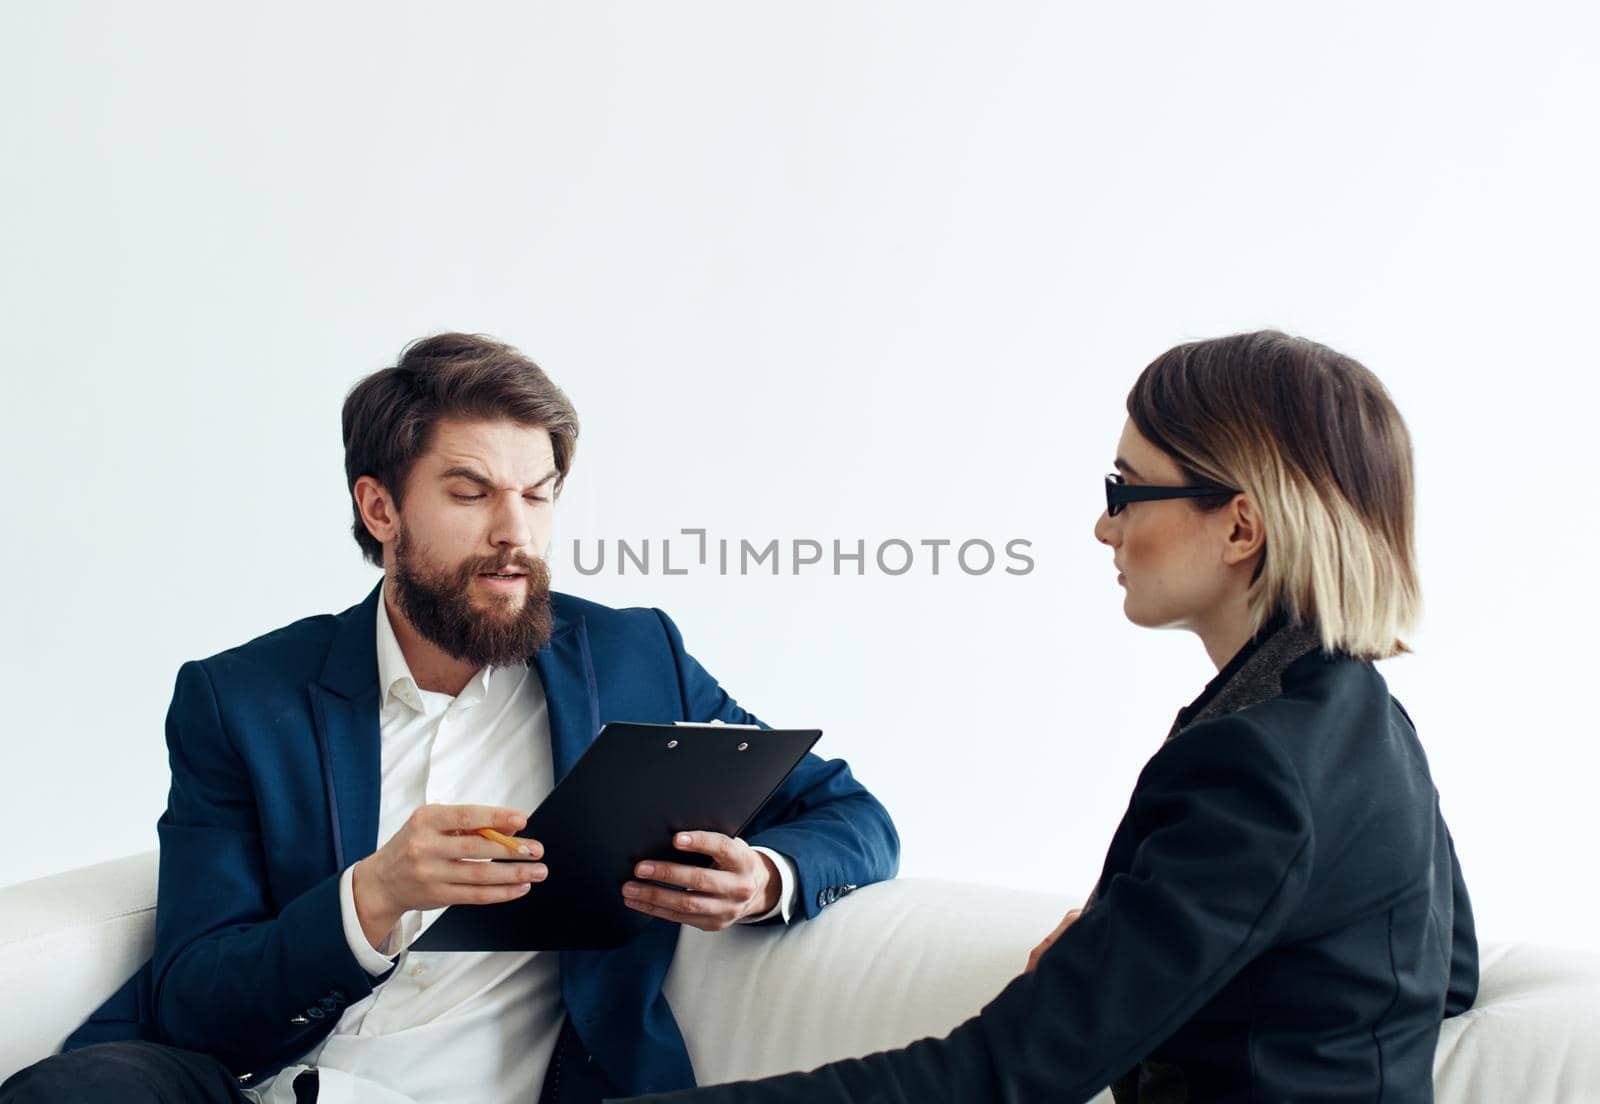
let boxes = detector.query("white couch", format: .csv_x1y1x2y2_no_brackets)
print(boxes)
3,852,1598,1101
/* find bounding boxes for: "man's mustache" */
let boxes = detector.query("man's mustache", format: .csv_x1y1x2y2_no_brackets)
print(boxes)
460,554,547,579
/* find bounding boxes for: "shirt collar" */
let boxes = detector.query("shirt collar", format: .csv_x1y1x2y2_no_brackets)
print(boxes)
375,583,493,714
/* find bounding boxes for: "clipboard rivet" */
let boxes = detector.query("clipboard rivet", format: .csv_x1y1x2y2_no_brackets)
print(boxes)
666,739,678,749
737,742,749,751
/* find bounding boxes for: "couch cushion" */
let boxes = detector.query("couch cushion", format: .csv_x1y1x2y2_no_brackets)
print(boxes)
1434,941,1600,1101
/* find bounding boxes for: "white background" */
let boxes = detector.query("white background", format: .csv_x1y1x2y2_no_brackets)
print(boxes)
2,2,1597,952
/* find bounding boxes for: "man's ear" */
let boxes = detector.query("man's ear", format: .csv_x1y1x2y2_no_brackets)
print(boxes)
1220,493,1266,569
353,475,399,546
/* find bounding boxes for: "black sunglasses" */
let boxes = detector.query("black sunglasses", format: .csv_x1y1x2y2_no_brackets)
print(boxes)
1104,472,1240,517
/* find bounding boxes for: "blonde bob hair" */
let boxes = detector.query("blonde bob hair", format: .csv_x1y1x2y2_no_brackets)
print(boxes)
1127,331,1419,660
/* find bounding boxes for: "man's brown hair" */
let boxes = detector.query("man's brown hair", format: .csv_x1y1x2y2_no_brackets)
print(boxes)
342,333,580,567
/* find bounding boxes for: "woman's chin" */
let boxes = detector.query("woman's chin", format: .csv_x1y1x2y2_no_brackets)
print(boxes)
1122,596,1178,631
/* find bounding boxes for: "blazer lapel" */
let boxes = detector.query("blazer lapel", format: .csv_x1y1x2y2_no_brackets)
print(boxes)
309,582,384,871
533,597,598,782
307,585,596,870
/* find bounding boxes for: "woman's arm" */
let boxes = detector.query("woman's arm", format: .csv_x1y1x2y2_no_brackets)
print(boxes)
612,716,1315,1103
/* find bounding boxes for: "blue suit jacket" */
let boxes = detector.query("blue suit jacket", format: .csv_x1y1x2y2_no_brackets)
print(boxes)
65,584,900,1095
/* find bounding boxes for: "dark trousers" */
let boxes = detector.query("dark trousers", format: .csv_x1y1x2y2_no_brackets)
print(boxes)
0,1041,307,1103
538,1018,625,1104
3,1019,616,1104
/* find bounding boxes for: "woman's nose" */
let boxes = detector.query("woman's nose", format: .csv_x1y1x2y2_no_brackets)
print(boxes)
1094,510,1117,547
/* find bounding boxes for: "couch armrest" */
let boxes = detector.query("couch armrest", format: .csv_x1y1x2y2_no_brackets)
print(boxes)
663,877,1113,1102
0,851,157,1078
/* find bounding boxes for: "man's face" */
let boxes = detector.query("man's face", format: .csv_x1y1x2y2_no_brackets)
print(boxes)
386,418,559,666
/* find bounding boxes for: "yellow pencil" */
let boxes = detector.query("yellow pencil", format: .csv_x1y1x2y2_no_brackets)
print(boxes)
476,827,532,856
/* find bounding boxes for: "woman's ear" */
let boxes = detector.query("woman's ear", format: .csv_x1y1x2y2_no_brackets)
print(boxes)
1220,493,1266,568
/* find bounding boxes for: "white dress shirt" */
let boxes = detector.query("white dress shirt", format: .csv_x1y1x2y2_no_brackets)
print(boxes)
249,588,795,1104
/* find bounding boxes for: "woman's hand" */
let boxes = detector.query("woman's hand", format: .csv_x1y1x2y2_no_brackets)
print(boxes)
1026,906,1084,973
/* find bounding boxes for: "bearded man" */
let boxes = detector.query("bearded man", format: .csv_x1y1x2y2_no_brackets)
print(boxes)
2,334,899,1104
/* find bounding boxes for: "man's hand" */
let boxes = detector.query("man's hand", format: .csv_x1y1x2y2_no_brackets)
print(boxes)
1025,906,1084,973
621,831,779,931
351,803,547,951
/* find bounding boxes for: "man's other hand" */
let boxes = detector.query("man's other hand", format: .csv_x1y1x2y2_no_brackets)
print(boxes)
621,831,779,931
352,803,547,950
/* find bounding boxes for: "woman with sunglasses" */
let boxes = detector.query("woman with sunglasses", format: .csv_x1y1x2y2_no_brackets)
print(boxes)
617,331,1478,1104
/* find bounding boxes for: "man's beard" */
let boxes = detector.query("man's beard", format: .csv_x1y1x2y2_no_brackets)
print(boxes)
390,526,555,668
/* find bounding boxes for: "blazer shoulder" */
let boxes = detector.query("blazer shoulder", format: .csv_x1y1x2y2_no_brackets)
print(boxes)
1225,650,1392,746
186,606,348,690
1280,647,1389,702
1224,650,1443,861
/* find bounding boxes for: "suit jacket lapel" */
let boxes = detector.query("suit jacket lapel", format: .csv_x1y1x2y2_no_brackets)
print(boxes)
306,585,596,871
309,582,384,871
534,597,598,782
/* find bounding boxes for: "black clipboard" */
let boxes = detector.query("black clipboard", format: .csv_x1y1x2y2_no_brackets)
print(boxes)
409,722,821,952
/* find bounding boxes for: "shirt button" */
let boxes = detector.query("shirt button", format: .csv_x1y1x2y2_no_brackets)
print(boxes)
410,963,428,977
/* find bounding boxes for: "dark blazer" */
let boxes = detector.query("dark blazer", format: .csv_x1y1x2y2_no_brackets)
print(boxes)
621,622,1477,1104
64,584,900,1096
